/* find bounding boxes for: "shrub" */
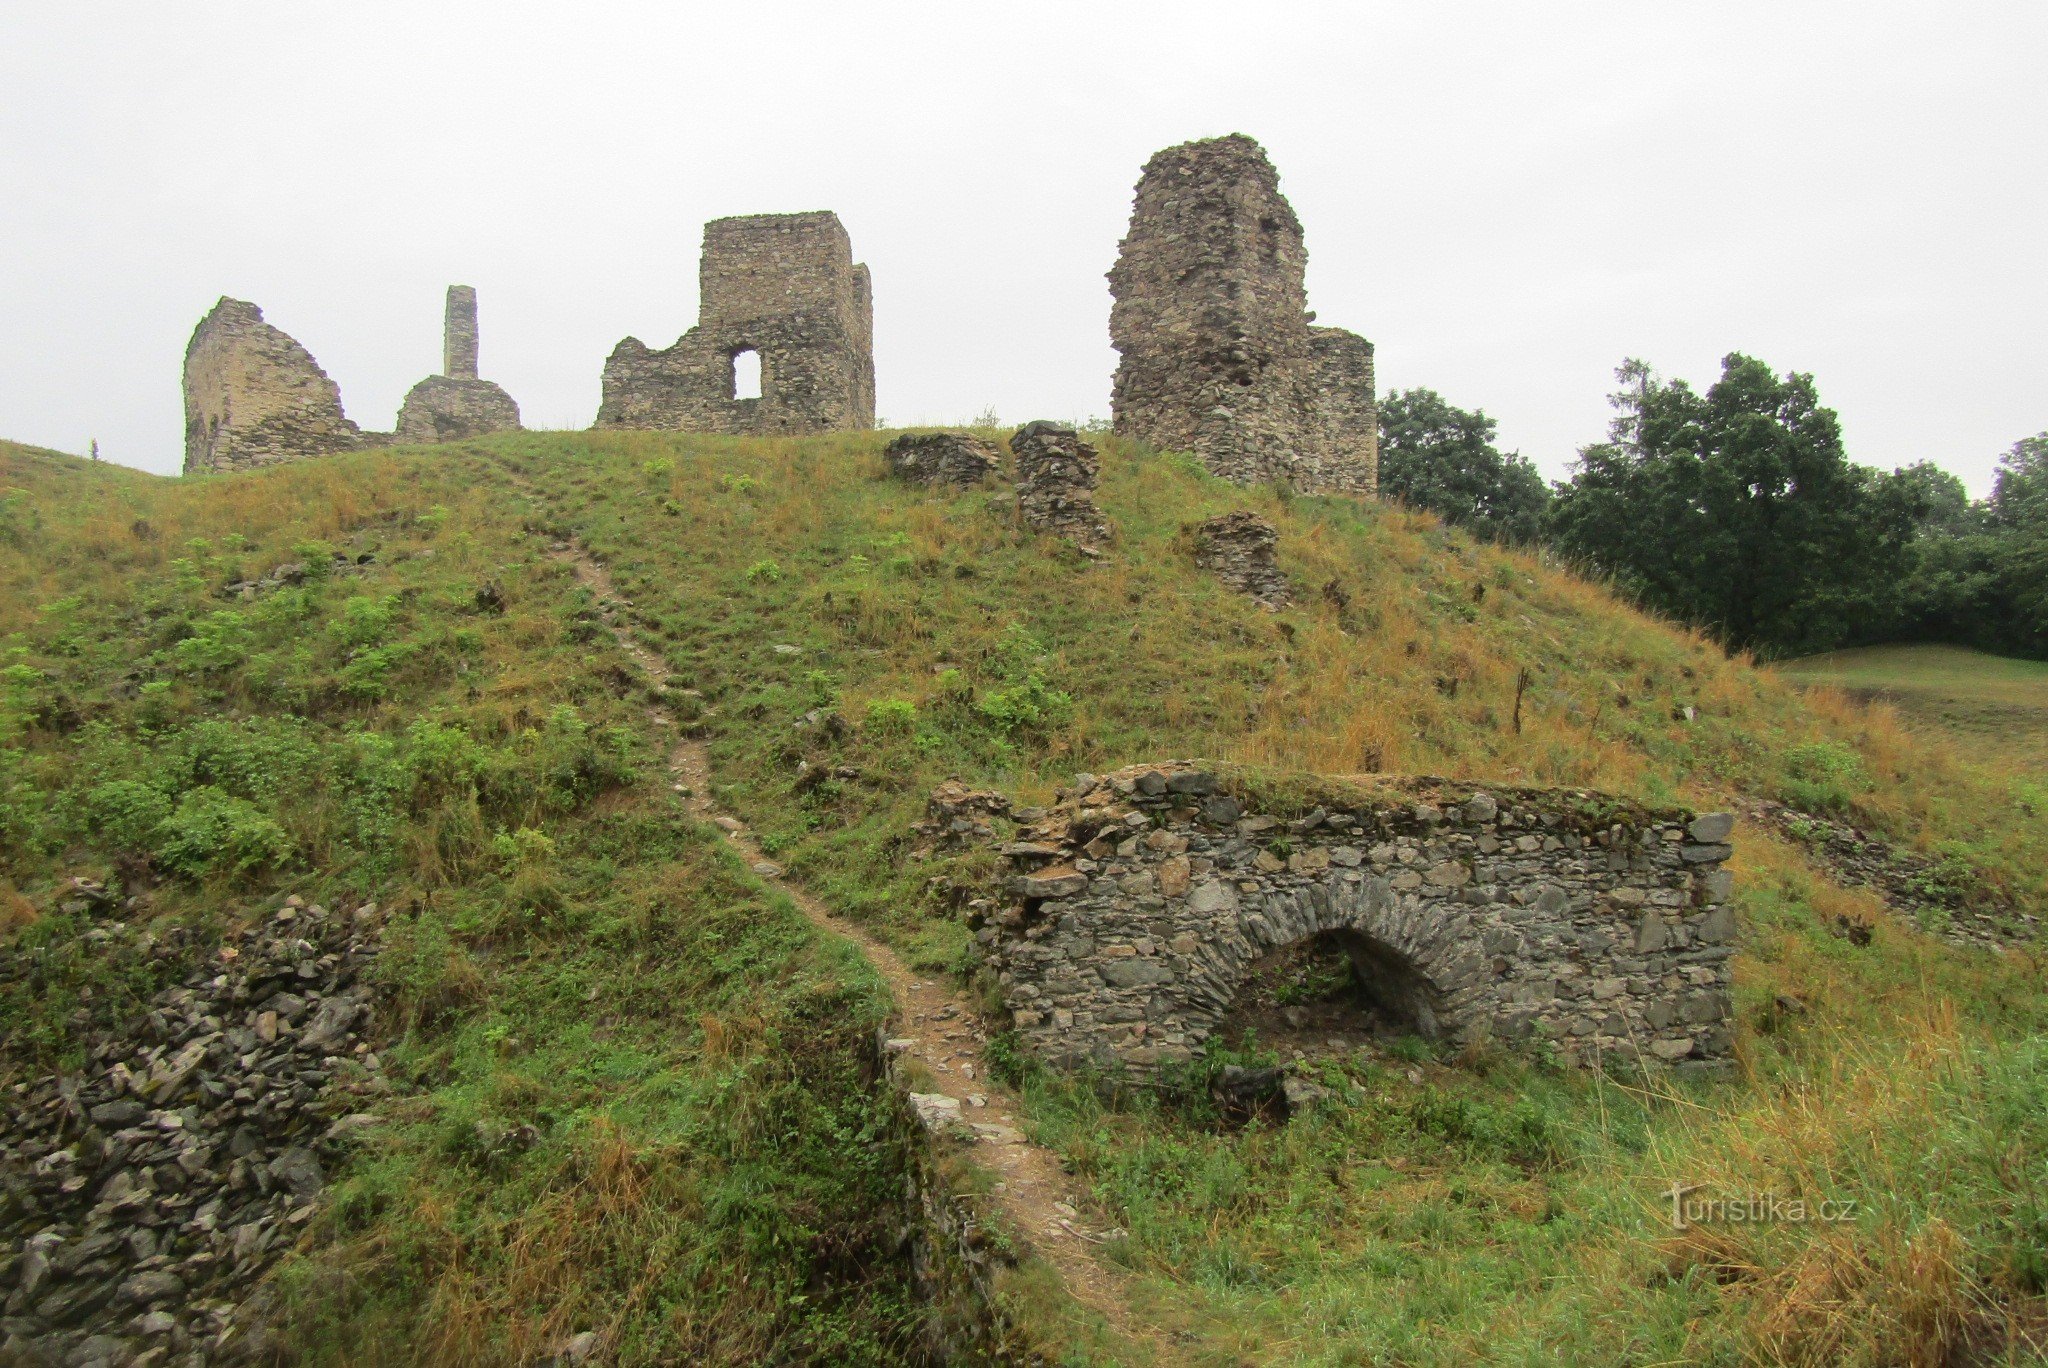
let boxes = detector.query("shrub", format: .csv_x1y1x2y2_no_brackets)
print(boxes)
864,698,917,735
746,559,784,583
170,610,255,673
152,785,293,877
1782,740,1871,812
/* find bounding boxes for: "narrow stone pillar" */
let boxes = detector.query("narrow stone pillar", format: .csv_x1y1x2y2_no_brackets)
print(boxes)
444,285,479,379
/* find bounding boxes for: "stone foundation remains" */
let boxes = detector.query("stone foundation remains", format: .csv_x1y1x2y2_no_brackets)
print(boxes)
1012,422,1111,549
1108,135,1379,496
885,431,1002,488
596,212,875,436
395,286,521,444
182,299,368,474
1193,511,1289,609
953,763,1734,1075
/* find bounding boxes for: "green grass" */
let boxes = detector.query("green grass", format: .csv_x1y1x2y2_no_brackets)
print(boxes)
1778,643,2048,774
7,429,2048,1364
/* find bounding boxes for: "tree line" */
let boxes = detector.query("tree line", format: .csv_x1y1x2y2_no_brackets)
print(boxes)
1377,357,2048,661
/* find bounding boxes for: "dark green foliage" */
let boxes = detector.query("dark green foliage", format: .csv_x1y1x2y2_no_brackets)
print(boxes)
1895,435,2048,660
1549,356,1923,657
1376,388,1551,543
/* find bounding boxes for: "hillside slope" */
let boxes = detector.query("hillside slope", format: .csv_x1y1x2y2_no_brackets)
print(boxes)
4,430,2045,1365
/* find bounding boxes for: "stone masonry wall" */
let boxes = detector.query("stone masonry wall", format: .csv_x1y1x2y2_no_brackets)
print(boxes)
1108,135,1377,496
596,212,875,436
1012,422,1111,550
1193,511,1290,609
182,299,368,474
394,285,521,445
962,763,1735,1076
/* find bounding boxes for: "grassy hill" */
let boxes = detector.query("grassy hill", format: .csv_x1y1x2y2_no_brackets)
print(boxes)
1777,643,2048,777
4,430,2046,1364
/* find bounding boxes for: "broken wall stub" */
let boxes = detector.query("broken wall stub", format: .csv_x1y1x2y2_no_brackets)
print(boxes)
885,431,1002,488
395,285,521,445
1193,511,1290,609
596,211,875,436
182,298,369,474
1108,135,1378,496
952,763,1734,1077
1011,421,1111,549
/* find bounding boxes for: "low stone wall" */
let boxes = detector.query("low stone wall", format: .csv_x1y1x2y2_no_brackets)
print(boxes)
956,763,1735,1075
885,431,1001,488
1193,511,1289,609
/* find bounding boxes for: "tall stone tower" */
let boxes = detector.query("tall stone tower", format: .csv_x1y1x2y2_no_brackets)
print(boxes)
596,211,875,435
1108,135,1377,495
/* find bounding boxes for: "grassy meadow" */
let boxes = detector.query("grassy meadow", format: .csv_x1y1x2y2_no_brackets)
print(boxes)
1777,644,2048,776
5,428,2048,1364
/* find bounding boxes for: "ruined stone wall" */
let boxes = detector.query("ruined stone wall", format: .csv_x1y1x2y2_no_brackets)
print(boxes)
182,299,367,474
1012,421,1111,550
596,211,875,436
960,763,1734,1076
443,284,479,379
1193,511,1289,609
1108,136,1377,496
395,285,521,445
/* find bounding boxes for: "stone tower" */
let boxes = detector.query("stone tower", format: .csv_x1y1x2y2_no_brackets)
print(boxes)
1108,135,1377,495
182,298,367,474
395,285,521,444
596,211,875,435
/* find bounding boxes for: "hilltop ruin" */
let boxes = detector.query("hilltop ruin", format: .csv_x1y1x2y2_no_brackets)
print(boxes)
183,299,369,474
394,286,521,444
1109,135,1379,495
596,212,875,436
182,288,521,474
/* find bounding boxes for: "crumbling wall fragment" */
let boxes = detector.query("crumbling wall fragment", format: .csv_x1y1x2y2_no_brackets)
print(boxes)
885,432,1002,487
1194,511,1290,609
952,764,1737,1077
182,299,367,474
395,285,521,444
1011,421,1111,549
596,212,875,436
1108,135,1377,495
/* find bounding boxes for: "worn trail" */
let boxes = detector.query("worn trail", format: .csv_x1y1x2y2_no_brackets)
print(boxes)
543,536,1167,1360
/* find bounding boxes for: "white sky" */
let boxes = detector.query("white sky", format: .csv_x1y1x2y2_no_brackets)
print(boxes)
3,2,2042,492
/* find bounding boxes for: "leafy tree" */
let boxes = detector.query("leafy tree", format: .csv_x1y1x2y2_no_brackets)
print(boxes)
1548,356,1922,657
1377,389,1551,543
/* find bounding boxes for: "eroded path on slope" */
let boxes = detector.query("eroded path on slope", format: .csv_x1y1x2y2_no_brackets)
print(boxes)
542,536,1166,1360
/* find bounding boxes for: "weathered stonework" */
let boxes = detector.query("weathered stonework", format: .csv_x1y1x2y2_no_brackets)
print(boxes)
1193,511,1289,609
394,286,521,444
596,211,875,436
885,431,1002,488
1012,422,1111,549
182,299,368,474
1108,135,1379,496
955,763,1735,1076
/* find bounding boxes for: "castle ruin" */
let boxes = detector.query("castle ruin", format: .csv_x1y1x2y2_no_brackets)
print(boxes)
596,212,875,436
183,299,368,474
1108,136,1379,496
183,288,522,474
394,286,522,444
949,764,1735,1077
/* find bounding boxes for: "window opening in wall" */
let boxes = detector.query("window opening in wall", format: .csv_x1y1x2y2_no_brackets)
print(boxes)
731,347,761,401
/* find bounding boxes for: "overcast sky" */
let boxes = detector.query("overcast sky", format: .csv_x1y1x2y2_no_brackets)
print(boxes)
3,3,2042,491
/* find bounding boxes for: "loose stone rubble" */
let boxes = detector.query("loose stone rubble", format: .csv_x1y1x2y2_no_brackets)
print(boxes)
182,300,371,474
0,896,389,1364
1011,422,1111,550
597,212,875,436
883,432,1002,488
394,286,521,445
1742,799,2037,951
944,763,1735,1077
1192,511,1290,609
1108,135,1379,495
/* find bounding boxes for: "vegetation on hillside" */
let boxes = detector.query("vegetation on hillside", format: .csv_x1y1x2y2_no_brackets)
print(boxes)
0,440,925,1364
5,427,2047,1364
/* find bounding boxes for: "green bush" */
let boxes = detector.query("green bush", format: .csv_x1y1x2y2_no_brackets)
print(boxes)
1782,740,1871,812
152,785,293,877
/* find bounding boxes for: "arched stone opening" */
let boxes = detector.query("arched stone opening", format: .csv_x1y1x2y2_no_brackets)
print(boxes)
1216,927,1445,1055
729,346,763,401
